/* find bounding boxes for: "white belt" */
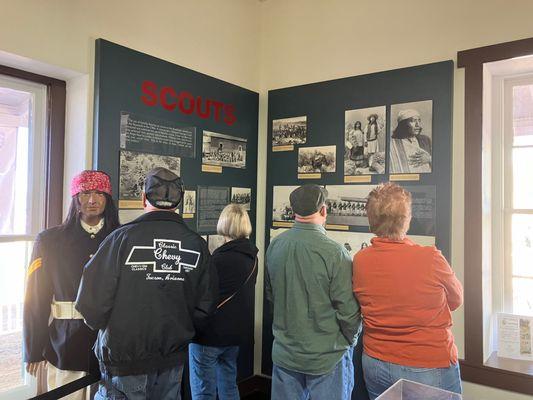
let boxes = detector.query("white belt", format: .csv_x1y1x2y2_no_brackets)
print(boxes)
51,301,83,320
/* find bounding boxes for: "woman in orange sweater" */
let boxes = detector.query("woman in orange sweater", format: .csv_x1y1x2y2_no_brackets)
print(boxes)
353,183,463,398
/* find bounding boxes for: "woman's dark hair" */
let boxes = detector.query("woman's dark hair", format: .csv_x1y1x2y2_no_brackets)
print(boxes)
354,121,362,129
392,119,413,139
62,193,120,232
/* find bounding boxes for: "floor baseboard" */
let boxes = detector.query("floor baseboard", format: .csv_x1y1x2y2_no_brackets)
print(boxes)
239,375,271,399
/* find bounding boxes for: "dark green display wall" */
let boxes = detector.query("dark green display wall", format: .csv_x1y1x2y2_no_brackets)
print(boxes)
92,39,259,380
262,61,454,397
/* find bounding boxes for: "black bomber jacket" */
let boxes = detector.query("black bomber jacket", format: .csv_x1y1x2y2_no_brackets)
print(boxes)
75,211,218,376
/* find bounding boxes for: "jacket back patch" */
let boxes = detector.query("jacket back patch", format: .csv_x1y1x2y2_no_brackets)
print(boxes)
125,239,201,280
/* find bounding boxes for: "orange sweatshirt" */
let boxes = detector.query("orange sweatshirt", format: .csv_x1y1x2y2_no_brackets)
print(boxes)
353,237,463,368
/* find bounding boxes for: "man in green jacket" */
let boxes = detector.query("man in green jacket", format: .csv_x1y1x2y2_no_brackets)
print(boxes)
266,184,362,399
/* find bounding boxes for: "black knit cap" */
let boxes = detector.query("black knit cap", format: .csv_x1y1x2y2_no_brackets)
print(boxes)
289,185,328,217
144,167,184,209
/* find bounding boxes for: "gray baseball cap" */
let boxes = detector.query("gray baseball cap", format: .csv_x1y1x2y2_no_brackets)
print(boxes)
289,185,328,217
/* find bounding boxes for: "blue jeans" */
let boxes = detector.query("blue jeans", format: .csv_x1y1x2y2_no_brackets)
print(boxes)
95,364,184,400
271,348,354,400
189,343,240,400
362,353,462,399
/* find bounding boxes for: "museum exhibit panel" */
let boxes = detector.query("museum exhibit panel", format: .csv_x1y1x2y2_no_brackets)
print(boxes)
2,2,533,399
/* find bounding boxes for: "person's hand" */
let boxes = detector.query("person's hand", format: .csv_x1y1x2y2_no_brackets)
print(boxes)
408,149,431,168
25,361,46,377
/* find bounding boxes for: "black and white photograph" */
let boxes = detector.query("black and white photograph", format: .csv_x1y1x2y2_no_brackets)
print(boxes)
297,145,336,174
344,106,386,176
272,186,299,222
326,231,434,258
208,234,226,254
270,228,289,241
182,190,196,214
202,130,247,169
272,116,307,146
325,185,376,227
409,235,435,247
231,187,252,210
326,231,375,258
390,100,433,174
119,209,144,224
119,150,181,201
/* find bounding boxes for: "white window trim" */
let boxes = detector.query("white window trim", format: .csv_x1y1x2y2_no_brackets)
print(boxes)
0,74,48,399
483,58,533,361
0,74,47,242
502,75,533,315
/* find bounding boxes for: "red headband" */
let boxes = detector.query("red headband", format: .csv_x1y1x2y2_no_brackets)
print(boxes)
71,170,112,197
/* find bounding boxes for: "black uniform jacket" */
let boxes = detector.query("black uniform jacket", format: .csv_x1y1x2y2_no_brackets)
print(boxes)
75,211,218,377
194,238,258,346
23,222,113,372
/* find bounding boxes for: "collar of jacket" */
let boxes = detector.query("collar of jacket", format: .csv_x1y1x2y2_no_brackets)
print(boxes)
216,237,258,256
292,221,326,234
129,210,185,225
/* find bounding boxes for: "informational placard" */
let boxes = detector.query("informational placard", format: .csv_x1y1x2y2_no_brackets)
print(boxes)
120,111,196,158
197,186,230,234
498,313,533,361
404,185,436,236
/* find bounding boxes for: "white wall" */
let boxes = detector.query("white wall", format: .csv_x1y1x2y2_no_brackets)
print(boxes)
0,0,262,202
2,0,533,398
0,0,261,91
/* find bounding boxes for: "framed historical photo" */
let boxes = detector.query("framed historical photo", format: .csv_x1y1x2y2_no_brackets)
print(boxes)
231,187,252,211
182,190,196,217
344,106,386,178
272,116,307,150
389,100,433,175
119,150,181,208
272,185,299,226
202,131,247,169
297,145,336,178
324,185,376,229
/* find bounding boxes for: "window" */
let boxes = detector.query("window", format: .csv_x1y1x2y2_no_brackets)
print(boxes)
0,74,48,399
503,78,533,316
458,37,533,395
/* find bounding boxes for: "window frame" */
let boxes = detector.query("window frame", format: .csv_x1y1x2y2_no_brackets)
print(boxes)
0,74,47,241
458,37,533,395
0,65,65,398
0,65,65,231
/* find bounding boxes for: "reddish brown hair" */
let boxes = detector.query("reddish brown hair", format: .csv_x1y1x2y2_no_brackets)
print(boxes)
366,183,412,240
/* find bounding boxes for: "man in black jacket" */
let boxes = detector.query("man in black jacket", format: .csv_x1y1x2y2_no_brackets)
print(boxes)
76,167,218,400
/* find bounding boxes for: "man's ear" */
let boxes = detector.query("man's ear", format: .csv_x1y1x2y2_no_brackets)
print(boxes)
141,191,147,208
319,204,327,217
